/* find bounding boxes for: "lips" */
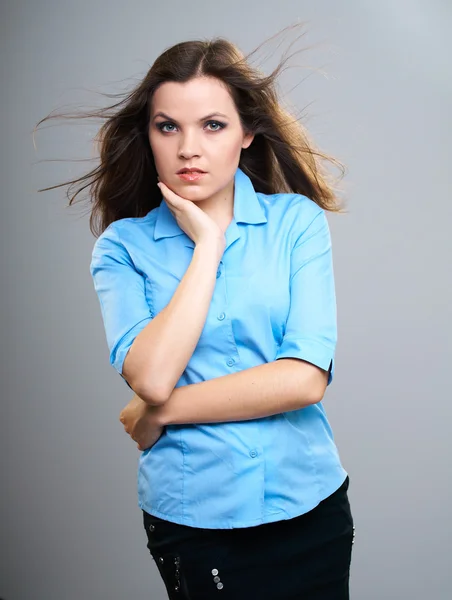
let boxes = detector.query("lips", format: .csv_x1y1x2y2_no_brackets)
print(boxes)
177,168,206,174
177,170,206,182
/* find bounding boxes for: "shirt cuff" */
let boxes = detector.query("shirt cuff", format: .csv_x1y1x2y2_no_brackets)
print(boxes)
275,336,335,385
110,316,153,375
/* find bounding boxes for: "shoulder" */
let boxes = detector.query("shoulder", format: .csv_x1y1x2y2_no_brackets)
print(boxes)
90,208,160,274
257,191,326,237
258,191,323,218
91,207,159,256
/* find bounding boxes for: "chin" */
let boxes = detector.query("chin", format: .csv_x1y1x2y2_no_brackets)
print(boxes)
176,184,211,202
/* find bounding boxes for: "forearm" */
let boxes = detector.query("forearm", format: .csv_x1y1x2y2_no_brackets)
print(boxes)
156,358,329,425
123,241,222,404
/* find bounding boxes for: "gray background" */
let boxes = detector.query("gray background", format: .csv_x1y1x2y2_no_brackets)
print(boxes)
2,0,451,598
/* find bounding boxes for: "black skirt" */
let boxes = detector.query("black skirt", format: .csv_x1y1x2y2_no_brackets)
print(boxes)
142,476,354,600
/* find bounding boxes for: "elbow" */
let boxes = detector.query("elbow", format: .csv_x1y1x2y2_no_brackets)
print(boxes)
133,380,171,406
283,358,328,406
122,353,171,405
309,371,329,405
309,386,326,405
298,364,329,406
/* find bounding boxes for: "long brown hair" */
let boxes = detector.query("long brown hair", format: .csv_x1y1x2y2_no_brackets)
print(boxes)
34,25,347,238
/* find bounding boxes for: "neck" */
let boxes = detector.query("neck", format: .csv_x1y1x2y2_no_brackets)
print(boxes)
197,179,235,232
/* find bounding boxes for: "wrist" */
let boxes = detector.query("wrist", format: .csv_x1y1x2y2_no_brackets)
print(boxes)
195,237,225,262
150,396,173,427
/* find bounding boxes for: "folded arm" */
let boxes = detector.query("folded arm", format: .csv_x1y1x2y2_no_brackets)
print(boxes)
153,357,329,426
119,357,329,448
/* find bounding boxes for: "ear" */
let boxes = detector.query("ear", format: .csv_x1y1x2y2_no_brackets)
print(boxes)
242,131,254,149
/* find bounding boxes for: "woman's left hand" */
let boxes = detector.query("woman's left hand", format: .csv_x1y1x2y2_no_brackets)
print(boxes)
119,394,165,451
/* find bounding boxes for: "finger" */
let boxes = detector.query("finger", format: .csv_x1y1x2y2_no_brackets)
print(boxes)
157,182,184,208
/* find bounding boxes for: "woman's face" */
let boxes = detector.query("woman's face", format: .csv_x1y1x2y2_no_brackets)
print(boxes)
148,76,254,204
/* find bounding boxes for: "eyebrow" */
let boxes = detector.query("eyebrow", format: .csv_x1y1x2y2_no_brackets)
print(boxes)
152,111,229,123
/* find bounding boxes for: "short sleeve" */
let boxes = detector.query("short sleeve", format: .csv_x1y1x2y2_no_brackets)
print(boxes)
90,225,153,385
275,208,337,385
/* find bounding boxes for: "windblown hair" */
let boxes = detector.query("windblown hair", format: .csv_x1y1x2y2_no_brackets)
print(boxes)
35,25,347,238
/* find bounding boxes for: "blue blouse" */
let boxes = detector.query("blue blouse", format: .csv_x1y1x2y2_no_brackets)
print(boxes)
90,167,347,529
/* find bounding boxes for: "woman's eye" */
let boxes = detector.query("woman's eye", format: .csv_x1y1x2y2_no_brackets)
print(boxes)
157,121,226,133
158,122,177,133
206,121,225,131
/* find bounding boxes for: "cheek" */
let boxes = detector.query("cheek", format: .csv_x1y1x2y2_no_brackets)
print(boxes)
213,134,245,163
149,136,172,172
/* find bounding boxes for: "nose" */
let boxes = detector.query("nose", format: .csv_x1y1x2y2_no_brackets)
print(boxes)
178,130,201,159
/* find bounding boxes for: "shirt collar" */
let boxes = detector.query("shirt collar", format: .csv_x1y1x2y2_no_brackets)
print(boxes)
154,167,267,248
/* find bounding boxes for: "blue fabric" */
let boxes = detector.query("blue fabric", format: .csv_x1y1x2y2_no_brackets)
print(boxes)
90,167,347,529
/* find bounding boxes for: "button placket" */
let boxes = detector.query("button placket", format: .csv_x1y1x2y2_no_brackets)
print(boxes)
215,257,240,371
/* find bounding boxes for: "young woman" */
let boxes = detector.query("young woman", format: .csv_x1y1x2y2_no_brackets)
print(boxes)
39,31,354,600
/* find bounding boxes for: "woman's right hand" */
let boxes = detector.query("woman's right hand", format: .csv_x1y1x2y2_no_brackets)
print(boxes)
157,181,226,258
119,394,164,451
